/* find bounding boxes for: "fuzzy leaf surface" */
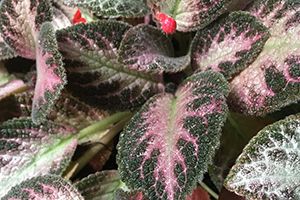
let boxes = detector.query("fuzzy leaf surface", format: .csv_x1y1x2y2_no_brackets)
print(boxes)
0,35,16,60
0,0,53,59
2,175,83,200
191,11,270,79
75,170,124,200
64,0,149,18
117,71,229,200
225,114,300,200
0,118,77,198
149,0,232,32
115,190,146,200
32,22,66,124
57,21,164,111
119,24,190,73
229,0,300,115
15,90,108,130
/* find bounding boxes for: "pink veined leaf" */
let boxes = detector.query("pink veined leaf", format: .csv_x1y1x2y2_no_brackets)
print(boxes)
118,24,190,73
191,11,270,79
0,0,67,124
0,0,53,59
228,0,300,116
148,0,233,32
2,175,83,200
64,0,150,18
0,117,77,198
56,21,165,111
32,22,66,124
117,71,229,200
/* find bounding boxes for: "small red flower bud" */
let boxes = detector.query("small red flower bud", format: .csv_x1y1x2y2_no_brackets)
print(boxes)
155,12,177,34
72,9,87,24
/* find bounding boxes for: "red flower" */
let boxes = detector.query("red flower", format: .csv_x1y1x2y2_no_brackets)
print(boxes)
72,9,87,24
155,12,177,34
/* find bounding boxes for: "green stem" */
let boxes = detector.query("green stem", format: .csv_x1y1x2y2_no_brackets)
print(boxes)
64,117,130,179
200,182,219,200
77,111,131,143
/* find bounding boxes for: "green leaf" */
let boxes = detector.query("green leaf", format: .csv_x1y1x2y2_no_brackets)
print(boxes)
0,117,77,198
32,22,67,124
75,170,125,200
64,0,149,18
229,0,300,116
2,175,83,200
149,0,233,32
117,71,229,200
225,114,300,200
0,0,53,59
118,24,190,73
191,11,270,79
57,21,164,111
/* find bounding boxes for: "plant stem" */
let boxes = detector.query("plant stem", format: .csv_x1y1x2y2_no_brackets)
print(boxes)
200,182,219,200
63,112,132,179
77,111,131,143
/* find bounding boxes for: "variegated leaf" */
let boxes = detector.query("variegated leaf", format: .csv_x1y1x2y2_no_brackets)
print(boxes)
229,0,300,116
75,170,124,200
32,22,66,124
225,114,300,200
2,175,83,200
57,21,164,111
15,90,108,130
118,24,190,73
148,0,233,32
191,11,270,79
0,64,26,100
0,0,53,59
117,71,229,200
0,118,77,198
64,0,149,18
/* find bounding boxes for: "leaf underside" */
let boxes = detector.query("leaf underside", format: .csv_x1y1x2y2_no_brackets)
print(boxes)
2,175,84,200
229,0,300,116
57,21,164,111
191,11,270,79
32,22,67,124
64,0,149,18
225,114,300,200
0,118,77,198
117,71,229,200
0,0,53,59
75,170,124,200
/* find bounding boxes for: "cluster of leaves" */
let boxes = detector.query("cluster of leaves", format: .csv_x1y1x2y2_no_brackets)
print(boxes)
0,0,299,199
